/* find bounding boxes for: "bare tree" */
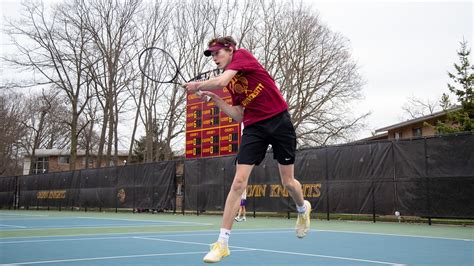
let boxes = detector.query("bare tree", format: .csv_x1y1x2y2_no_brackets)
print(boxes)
401,95,441,120
79,0,140,167
0,91,27,176
78,93,100,169
4,0,94,170
133,0,367,154
245,1,367,146
3,0,368,168
20,89,69,173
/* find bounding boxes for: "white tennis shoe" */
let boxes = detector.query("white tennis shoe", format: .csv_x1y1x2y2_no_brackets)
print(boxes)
296,200,311,238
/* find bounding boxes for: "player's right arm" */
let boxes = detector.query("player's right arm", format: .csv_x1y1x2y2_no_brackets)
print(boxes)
183,70,238,92
198,91,243,123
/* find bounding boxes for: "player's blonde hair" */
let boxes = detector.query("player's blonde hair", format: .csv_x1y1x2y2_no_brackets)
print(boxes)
207,36,237,51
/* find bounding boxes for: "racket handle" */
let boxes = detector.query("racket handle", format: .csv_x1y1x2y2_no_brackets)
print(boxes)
196,90,211,102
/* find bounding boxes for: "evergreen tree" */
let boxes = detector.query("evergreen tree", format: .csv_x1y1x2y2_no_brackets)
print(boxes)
132,136,146,163
436,40,474,134
439,93,454,111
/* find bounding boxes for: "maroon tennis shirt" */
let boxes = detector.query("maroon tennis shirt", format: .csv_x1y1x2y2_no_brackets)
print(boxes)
224,49,288,127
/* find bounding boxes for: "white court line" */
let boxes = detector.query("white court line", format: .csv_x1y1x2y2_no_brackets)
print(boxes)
1,227,471,242
219,227,472,242
0,214,211,225
134,236,404,265
314,229,474,242
0,213,48,217
120,228,474,242
0,218,53,221
0,224,27,228
0,230,294,244
0,236,132,245
0,228,275,240
134,236,249,248
0,223,213,231
75,216,213,225
0,236,133,244
4,250,253,265
239,247,406,266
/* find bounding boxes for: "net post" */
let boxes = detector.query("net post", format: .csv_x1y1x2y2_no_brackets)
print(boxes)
325,147,330,221
372,181,376,223
253,199,256,218
222,167,226,215
115,165,118,213
424,137,432,226
196,160,200,216
182,162,186,216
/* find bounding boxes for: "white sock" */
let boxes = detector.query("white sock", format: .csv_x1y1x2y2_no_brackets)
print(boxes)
297,203,307,214
218,228,231,246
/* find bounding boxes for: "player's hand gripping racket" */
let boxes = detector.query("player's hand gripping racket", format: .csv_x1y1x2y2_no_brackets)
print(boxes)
138,47,211,101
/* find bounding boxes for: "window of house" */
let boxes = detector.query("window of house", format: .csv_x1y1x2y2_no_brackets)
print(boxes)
82,157,94,165
58,156,70,165
33,157,49,174
412,127,422,137
176,184,183,195
394,132,402,140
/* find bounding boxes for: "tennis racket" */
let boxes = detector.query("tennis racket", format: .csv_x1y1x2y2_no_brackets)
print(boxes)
138,47,220,101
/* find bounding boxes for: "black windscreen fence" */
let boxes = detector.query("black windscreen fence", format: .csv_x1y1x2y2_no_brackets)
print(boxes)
183,134,474,219
1,134,473,219
0,176,17,209
1,161,176,211
184,156,235,212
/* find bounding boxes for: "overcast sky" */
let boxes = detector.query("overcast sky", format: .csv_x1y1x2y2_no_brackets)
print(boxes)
311,0,473,137
1,0,473,142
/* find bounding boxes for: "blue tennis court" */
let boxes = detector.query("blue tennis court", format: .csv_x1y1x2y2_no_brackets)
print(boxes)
1,211,472,265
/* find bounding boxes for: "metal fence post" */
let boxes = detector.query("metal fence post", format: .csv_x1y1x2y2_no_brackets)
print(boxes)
325,147,330,221
424,138,432,225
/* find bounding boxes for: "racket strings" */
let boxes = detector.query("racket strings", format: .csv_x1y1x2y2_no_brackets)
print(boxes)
139,47,223,94
140,48,179,83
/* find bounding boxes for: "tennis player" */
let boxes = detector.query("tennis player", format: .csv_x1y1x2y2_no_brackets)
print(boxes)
234,188,247,222
183,36,311,263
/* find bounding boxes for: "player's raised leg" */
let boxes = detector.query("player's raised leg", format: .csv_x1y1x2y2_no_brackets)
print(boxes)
278,164,311,238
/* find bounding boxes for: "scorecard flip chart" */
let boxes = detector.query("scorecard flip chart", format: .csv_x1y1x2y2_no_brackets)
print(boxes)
185,86,241,159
